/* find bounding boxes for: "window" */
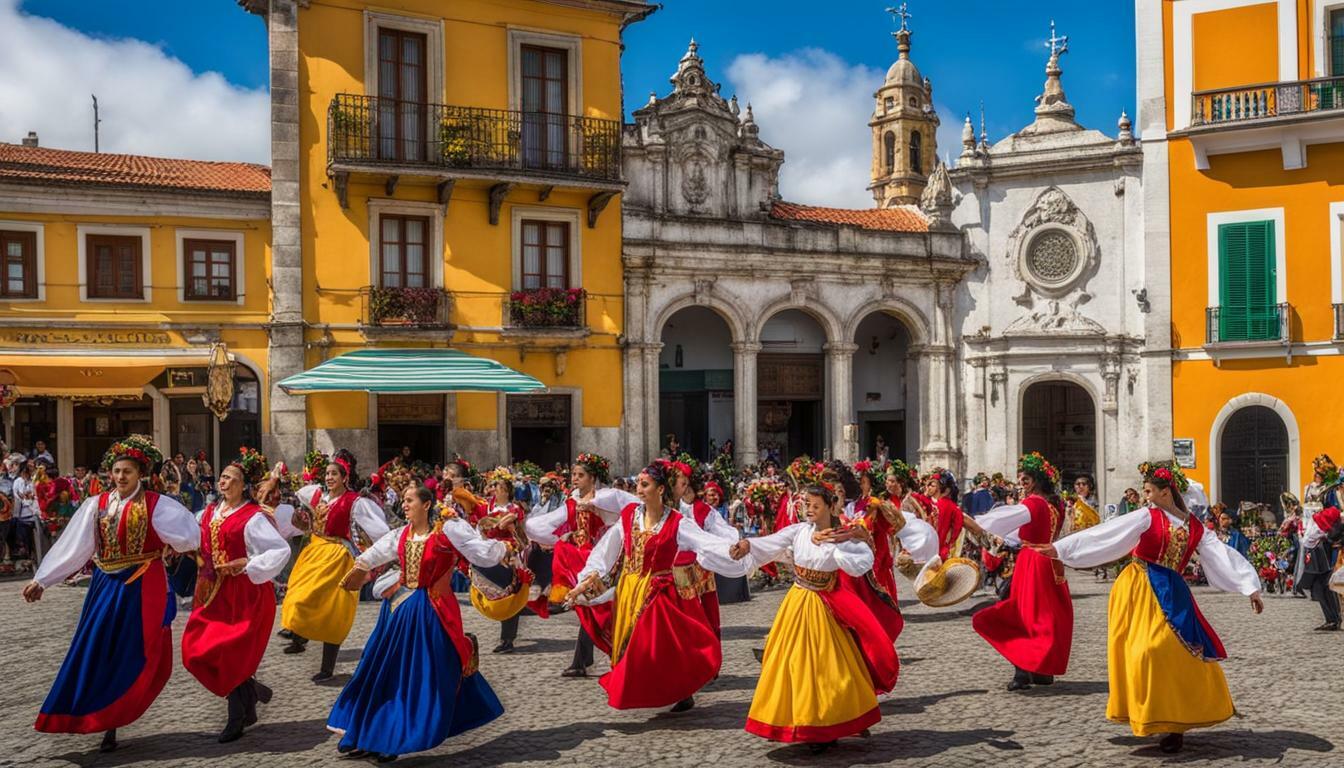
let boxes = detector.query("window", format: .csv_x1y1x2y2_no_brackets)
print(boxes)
378,214,429,288
182,239,236,300
1218,220,1277,341
883,131,896,173
0,230,36,298
86,234,142,299
520,219,569,289
376,27,427,162
909,131,923,174
521,45,569,170
883,96,894,114
1332,9,1344,75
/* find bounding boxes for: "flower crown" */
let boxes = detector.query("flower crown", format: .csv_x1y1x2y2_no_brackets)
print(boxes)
575,452,611,484
301,449,329,483
745,476,786,505
852,459,879,481
484,466,516,487
1138,460,1189,494
786,456,824,486
101,434,162,473
884,459,919,484
1017,452,1060,484
231,446,269,486
1313,454,1339,486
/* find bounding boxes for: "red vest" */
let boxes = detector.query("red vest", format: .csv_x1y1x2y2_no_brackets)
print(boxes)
310,487,358,539
621,503,683,575
1132,507,1203,572
95,490,164,561
1018,494,1064,545
201,501,264,565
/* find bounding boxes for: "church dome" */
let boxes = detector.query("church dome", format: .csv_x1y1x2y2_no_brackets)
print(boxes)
885,57,923,87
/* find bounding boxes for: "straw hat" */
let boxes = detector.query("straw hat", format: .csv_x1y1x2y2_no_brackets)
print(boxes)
915,556,982,608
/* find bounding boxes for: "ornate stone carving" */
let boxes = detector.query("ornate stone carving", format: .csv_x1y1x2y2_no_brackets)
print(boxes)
1003,299,1106,336
1006,186,1098,301
919,162,955,231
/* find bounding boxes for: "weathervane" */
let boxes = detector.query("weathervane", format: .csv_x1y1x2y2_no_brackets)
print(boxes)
887,3,911,32
1046,19,1069,57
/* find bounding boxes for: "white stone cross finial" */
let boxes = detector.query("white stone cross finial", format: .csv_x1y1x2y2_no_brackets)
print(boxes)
1046,19,1069,57
887,3,911,32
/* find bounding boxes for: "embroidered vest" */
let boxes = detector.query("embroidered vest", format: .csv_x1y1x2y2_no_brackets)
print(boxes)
1133,507,1203,572
94,490,164,570
561,496,607,546
620,503,682,576
1018,494,1063,545
310,487,357,540
202,501,263,568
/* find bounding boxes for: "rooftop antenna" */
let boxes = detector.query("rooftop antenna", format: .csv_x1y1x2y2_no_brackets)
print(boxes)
91,95,102,153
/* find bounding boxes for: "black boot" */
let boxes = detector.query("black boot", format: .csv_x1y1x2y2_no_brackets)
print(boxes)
283,634,308,654
669,695,695,713
242,680,259,727
1007,666,1033,691
1159,733,1184,753
313,642,340,682
1030,672,1055,686
99,729,118,753
253,678,273,704
219,688,247,743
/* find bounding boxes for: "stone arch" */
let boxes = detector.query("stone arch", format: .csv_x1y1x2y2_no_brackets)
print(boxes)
1208,392,1301,508
842,298,930,346
1016,371,1102,493
651,291,748,345
750,295,843,345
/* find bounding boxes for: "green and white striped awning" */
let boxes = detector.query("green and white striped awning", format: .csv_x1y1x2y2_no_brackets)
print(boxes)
278,349,545,395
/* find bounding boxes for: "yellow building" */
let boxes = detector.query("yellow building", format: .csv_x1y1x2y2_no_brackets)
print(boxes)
1140,0,1344,510
0,138,272,471
244,0,654,470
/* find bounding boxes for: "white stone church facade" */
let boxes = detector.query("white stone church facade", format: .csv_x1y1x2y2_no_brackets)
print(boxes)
620,28,1170,505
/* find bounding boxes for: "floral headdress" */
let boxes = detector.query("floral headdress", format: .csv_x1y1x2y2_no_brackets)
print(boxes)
785,455,824,487
852,459,880,484
1017,452,1060,484
1313,454,1339,486
744,476,786,506
884,459,919,485
540,471,565,490
484,466,516,488
301,450,329,483
574,452,611,485
1138,460,1189,494
514,460,542,482
230,446,269,486
101,434,162,473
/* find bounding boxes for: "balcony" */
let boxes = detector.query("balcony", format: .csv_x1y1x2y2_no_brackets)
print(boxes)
1204,303,1292,363
505,287,588,338
360,286,453,339
1179,74,1344,169
327,94,623,201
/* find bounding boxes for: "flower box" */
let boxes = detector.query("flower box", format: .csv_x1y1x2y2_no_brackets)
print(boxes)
508,287,585,328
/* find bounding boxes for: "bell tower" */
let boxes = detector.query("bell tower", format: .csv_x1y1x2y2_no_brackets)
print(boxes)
869,4,939,207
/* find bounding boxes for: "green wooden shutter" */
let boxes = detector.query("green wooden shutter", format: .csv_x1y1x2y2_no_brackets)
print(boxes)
1218,220,1276,342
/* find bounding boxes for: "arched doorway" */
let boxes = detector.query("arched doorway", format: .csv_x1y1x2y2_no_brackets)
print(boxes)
758,309,826,462
851,311,915,463
1219,405,1288,515
1021,380,1096,488
659,306,734,459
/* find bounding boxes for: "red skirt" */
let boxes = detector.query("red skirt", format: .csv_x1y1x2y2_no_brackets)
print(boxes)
820,583,900,694
599,573,721,709
182,575,276,697
837,570,904,646
554,539,614,655
971,547,1073,675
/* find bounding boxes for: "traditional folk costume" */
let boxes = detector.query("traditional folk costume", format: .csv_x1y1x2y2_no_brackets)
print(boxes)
1052,502,1260,737
1301,506,1342,628
677,496,740,638
838,495,905,643
575,503,738,710
970,493,1073,681
328,517,506,758
525,483,635,667
182,493,291,738
930,495,966,560
32,437,199,738
282,483,389,674
713,522,899,744
469,495,543,651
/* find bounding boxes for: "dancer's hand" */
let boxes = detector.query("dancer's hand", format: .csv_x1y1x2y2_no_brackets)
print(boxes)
1025,542,1059,559
220,557,250,576
22,581,43,602
340,566,369,591
729,539,751,560
1250,593,1264,614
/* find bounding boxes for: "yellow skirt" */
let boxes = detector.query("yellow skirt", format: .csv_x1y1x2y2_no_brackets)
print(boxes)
470,584,530,623
746,586,879,743
281,536,357,646
610,568,653,663
1106,562,1234,736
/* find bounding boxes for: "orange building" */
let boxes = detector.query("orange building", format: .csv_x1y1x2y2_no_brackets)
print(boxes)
1139,0,1344,510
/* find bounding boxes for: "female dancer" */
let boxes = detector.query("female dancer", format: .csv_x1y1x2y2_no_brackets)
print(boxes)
329,485,506,762
967,452,1073,691
669,460,740,638
567,462,741,713
1027,461,1263,753
283,449,389,681
181,449,291,742
923,468,965,560
720,483,899,753
24,435,199,752
524,452,634,677
470,467,536,653
705,480,750,604
824,461,903,645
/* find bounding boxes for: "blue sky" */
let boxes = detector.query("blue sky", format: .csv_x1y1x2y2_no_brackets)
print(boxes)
7,0,1136,207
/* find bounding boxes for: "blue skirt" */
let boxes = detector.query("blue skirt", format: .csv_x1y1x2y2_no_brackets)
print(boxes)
327,590,503,756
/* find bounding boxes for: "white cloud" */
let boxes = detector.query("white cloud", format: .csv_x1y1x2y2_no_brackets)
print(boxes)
0,0,268,163
725,48,960,209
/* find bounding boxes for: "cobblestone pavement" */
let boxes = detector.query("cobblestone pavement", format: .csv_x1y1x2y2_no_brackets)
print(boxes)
2,571,1337,768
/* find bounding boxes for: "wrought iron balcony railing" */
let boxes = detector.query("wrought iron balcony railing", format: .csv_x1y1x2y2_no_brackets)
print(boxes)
1190,75,1344,127
328,94,622,183
1335,302,1344,340
1205,303,1290,345
507,287,587,329
361,285,453,329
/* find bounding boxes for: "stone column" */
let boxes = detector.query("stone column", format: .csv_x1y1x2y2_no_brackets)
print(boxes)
641,342,663,466
915,343,961,472
264,0,308,464
824,342,858,462
731,341,761,467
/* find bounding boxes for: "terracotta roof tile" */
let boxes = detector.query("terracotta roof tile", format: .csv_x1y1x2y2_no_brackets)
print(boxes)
0,143,270,197
769,200,927,233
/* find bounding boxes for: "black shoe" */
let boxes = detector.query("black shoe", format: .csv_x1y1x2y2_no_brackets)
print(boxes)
492,641,514,654
669,696,695,713
277,628,295,639
560,666,588,678
253,679,273,704
752,647,764,663
282,641,307,654
312,670,334,682
344,750,369,759
218,719,245,744
377,755,398,764
99,729,118,753
1314,622,1340,631
1159,733,1184,753
337,744,356,754
1030,673,1055,686
807,741,837,754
